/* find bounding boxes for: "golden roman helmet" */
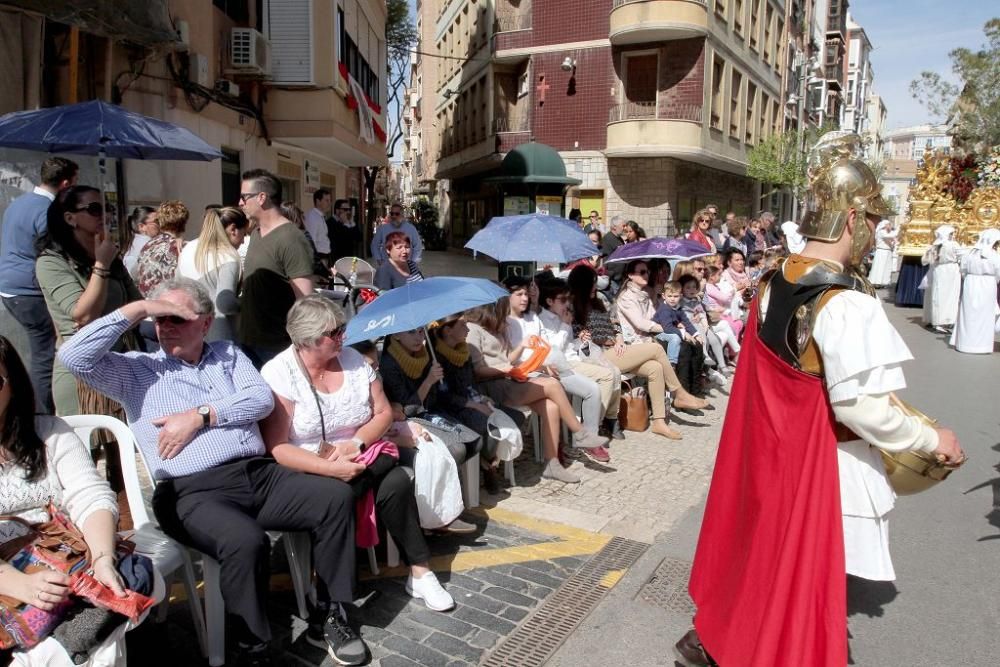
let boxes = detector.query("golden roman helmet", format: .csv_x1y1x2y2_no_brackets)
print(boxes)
798,132,893,264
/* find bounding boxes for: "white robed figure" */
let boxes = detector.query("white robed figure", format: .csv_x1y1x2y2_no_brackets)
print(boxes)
868,219,898,287
950,228,1000,354
920,225,963,330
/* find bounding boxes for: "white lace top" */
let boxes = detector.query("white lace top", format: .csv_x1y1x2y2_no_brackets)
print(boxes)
0,416,118,542
261,346,377,453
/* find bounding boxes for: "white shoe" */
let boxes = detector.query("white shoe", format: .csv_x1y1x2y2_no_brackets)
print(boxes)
542,459,581,483
708,370,727,386
406,571,455,612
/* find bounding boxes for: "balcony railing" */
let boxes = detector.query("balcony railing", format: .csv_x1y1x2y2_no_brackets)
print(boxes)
612,0,706,7
495,11,531,32
609,101,702,123
493,114,530,133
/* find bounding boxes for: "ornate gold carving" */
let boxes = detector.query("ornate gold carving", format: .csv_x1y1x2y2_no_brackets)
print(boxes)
897,150,1000,255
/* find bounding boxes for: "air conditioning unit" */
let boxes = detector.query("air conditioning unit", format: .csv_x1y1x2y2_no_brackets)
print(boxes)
215,79,240,97
229,28,271,76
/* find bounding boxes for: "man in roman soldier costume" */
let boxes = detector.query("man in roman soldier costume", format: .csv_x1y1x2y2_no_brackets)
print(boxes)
675,132,965,667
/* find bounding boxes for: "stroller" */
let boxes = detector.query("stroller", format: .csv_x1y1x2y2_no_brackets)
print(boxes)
317,256,381,319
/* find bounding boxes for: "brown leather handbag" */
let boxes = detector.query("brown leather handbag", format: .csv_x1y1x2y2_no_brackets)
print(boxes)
618,380,650,432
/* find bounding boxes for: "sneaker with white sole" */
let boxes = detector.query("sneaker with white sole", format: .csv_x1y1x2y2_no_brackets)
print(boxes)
708,370,727,386
405,571,455,611
542,458,581,483
572,428,609,449
306,606,367,666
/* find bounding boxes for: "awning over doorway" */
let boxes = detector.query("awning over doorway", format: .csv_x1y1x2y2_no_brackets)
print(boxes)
483,142,582,186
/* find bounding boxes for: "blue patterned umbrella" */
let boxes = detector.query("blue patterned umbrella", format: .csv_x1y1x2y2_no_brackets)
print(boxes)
605,237,714,263
344,277,508,344
464,214,598,264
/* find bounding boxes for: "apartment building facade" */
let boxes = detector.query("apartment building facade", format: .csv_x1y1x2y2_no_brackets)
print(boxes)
413,0,789,244
0,0,387,237
881,124,952,216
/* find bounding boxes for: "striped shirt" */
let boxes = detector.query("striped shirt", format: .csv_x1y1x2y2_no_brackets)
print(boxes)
58,310,274,480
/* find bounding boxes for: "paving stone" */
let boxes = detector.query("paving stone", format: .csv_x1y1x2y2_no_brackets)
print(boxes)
452,606,517,635
408,609,478,638
379,655,424,667
467,627,501,650
500,606,529,622
424,631,486,663
480,586,536,608
466,569,533,594
448,585,506,614
510,565,565,589
438,571,486,592
381,635,452,667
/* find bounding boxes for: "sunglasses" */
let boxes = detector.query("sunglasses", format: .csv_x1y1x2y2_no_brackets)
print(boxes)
73,202,105,217
323,325,347,340
634,269,648,276
238,192,262,203
155,314,199,326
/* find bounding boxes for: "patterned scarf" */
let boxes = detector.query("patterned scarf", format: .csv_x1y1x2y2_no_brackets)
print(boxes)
386,337,430,379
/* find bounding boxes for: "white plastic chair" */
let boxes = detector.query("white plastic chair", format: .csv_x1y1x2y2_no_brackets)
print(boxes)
63,415,209,658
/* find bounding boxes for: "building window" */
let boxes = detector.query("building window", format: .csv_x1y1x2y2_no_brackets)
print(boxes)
730,69,742,136
213,0,249,23
759,93,768,139
624,52,659,113
746,82,757,144
715,0,727,20
763,4,774,64
733,0,743,35
749,0,759,50
711,56,725,130
775,18,784,71
338,10,381,105
772,98,780,136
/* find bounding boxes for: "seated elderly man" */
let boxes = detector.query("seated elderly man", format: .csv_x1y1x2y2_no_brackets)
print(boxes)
57,277,366,667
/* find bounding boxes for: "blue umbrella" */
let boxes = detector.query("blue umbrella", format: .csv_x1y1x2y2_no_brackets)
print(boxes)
344,277,507,344
605,237,715,264
465,214,598,263
0,100,222,161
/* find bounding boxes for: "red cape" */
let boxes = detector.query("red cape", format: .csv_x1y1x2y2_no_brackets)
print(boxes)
689,303,847,666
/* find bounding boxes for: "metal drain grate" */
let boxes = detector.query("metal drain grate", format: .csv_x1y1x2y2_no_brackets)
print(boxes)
637,556,696,616
481,536,648,667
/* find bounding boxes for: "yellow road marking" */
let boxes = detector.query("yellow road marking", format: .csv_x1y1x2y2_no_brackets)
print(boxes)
167,505,614,602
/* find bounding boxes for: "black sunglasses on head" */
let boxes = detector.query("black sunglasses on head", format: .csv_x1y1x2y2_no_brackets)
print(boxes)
73,202,105,217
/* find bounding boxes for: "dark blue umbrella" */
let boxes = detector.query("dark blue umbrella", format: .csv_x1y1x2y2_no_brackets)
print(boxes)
464,214,598,264
344,277,508,345
0,100,222,161
605,237,714,263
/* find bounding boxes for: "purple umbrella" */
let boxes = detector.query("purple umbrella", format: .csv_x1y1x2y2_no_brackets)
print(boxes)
605,237,715,264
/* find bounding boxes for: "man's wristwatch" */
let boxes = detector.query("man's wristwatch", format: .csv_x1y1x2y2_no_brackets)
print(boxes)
351,436,367,453
197,405,212,428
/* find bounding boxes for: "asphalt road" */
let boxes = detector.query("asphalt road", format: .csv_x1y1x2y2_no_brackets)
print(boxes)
550,291,1000,667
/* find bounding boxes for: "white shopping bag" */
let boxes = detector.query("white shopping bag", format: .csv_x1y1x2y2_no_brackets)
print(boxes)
412,430,465,529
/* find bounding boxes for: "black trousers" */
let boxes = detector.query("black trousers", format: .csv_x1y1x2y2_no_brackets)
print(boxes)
676,340,706,395
351,453,430,566
152,457,355,644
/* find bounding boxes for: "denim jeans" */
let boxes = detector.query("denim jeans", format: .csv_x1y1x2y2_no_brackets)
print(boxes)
2,295,56,413
655,332,682,365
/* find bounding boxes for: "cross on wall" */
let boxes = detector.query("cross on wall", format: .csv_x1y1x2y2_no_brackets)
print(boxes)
536,76,550,106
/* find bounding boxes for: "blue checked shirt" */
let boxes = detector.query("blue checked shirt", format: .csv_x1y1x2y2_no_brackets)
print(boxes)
58,310,274,480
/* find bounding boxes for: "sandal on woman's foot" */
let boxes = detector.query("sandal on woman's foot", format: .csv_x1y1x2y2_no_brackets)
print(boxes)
651,419,683,440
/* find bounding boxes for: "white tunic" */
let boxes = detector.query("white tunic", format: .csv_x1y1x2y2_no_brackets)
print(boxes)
868,221,898,287
813,290,914,581
921,241,962,326
950,248,1000,353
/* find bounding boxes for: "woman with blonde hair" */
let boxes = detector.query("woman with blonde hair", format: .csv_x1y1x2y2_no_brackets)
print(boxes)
177,207,248,341
670,260,695,282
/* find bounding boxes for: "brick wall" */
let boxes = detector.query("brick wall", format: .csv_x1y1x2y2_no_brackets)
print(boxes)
529,48,614,151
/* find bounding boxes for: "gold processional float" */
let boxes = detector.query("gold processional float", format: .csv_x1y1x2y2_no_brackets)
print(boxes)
896,148,1000,255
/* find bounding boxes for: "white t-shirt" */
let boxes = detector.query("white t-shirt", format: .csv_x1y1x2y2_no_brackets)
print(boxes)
260,346,377,452
505,313,543,364
304,207,331,254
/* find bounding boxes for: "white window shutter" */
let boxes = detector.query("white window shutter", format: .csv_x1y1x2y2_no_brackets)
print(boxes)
266,0,313,84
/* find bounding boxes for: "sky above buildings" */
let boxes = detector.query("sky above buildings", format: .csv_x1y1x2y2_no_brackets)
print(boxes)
849,0,996,130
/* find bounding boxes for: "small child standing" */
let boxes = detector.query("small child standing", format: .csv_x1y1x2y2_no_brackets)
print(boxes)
653,281,707,395
678,275,728,387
